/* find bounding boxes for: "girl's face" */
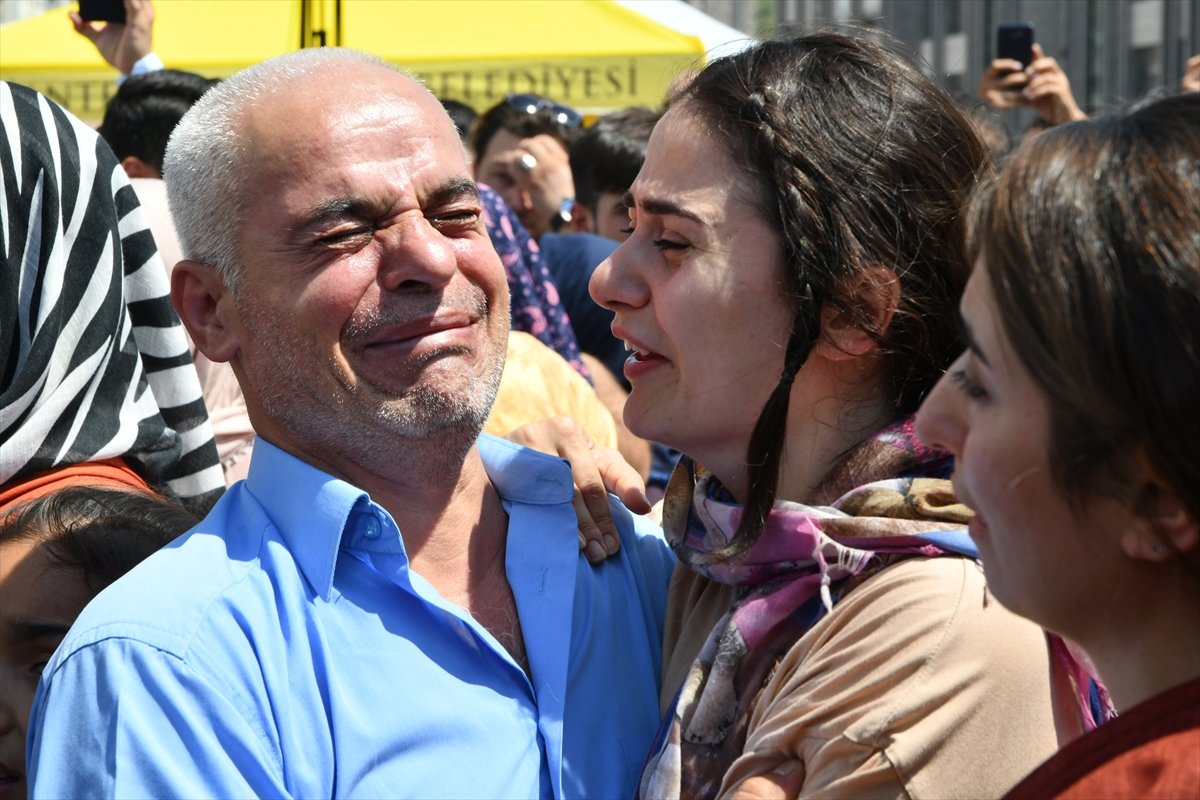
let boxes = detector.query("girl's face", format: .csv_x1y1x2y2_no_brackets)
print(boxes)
0,537,96,800
589,106,794,482
916,260,1130,636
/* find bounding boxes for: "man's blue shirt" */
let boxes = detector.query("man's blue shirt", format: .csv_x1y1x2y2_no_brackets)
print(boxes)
28,435,674,798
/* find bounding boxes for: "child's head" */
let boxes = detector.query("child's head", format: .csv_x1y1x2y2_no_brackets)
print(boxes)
0,487,198,798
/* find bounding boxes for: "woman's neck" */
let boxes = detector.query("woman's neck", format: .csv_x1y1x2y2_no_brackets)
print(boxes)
705,360,893,505
774,392,894,504
1075,571,1200,712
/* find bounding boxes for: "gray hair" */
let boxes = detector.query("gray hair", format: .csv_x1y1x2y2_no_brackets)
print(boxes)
163,48,403,289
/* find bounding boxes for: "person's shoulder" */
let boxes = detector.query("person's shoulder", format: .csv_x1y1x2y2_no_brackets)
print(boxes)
799,554,1054,723
741,556,1058,797
51,484,275,665
476,433,576,505
1012,725,1200,800
475,434,672,577
817,555,1040,655
765,558,982,682
777,555,1050,711
607,493,666,544
601,496,675,589
831,553,982,617
1008,677,1200,799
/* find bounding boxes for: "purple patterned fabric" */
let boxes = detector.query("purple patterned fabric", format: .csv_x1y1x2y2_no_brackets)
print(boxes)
479,184,589,381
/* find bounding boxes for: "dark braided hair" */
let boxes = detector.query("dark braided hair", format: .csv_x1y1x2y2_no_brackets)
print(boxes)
673,31,988,554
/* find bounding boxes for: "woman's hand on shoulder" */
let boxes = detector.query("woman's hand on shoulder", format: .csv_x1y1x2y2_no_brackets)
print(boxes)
506,416,650,564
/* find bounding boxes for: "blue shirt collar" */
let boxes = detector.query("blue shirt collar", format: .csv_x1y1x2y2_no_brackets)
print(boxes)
244,439,368,601
243,434,575,601
473,433,575,506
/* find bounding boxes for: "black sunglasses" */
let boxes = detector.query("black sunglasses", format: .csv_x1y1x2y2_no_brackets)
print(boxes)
503,93,582,128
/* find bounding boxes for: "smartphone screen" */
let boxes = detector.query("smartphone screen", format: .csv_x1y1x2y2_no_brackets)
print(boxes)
78,0,127,23
997,23,1035,68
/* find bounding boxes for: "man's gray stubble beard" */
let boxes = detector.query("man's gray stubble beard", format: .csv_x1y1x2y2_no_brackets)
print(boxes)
242,292,506,475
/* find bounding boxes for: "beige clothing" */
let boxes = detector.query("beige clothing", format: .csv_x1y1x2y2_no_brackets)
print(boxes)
484,331,617,448
662,558,1066,799
130,178,256,485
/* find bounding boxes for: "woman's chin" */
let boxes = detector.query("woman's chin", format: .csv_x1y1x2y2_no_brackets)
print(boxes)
623,404,686,457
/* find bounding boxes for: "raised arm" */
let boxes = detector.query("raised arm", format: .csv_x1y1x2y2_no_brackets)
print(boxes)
69,0,155,76
1022,44,1087,124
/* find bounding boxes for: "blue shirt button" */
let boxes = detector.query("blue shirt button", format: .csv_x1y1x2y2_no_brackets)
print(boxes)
362,516,381,540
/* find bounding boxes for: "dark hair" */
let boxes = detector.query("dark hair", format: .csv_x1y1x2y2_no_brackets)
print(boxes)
0,486,198,593
973,93,1200,523
958,98,1013,168
470,94,582,163
1021,115,1056,140
440,98,477,143
98,69,217,175
675,31,988,551
568,106,660,211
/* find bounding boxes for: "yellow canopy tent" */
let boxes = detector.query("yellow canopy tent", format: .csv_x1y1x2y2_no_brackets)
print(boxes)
0,0,706,121
0,1,301,120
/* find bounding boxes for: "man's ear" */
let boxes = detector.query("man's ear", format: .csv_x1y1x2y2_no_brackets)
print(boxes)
172,260,240,363
568,202,594,234
121,155,160,179
1122,475,1199,563
812,266,900,362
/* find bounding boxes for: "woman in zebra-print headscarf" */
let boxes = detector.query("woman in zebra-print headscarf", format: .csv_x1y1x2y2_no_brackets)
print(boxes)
0,81,223,514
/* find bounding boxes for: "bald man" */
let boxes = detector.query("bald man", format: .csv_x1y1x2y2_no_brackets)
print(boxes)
27,50,672,799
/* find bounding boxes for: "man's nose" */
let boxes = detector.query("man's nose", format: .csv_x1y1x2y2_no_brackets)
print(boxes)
377,217,458,293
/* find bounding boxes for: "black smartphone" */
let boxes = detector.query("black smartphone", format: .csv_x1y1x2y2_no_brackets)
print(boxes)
78,0,126,23
997,22,1035,68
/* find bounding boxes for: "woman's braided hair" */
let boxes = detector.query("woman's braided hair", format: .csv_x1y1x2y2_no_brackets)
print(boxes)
673,31,988,554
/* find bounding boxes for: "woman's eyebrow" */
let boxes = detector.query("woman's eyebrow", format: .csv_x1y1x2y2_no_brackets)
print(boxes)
957,309,990,366
622,190,709,227
0,617,72,644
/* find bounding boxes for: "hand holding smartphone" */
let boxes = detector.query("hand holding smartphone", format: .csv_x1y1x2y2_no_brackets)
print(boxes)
978,23,1036,110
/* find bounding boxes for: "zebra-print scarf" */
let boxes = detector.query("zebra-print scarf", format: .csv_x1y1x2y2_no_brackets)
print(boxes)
1,81,222,512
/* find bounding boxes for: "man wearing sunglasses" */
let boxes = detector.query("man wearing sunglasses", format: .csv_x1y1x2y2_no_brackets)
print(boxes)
472,94,584,240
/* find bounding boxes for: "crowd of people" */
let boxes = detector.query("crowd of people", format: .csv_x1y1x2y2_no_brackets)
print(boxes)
1,0,1197,797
